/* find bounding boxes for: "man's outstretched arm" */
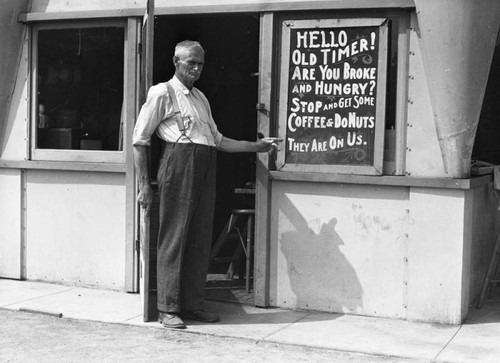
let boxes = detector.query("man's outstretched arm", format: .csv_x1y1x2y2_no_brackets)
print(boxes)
217,136,277,153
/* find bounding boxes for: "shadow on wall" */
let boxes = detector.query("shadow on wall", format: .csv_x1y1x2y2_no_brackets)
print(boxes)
278,194,363,313
0,1,29,158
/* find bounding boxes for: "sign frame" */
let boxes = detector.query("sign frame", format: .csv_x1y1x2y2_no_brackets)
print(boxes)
276,18,389,175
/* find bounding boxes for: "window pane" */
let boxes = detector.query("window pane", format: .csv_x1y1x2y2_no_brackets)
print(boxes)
37,27,124,151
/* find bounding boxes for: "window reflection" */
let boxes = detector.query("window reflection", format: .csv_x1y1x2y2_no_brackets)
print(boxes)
37,27,124,151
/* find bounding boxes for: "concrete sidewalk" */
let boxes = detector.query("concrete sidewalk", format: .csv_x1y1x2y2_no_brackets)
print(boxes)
1,278,499,362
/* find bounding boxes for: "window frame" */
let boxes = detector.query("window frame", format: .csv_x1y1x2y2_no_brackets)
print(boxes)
30,19,129,163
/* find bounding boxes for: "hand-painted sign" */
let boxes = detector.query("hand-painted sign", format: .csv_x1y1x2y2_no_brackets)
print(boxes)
277,18,388,175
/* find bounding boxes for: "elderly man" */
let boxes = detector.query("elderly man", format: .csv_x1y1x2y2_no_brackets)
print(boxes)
133,40,275,329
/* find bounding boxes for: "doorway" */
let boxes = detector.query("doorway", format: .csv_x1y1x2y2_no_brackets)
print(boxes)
473,34,500,164
148,14,261,308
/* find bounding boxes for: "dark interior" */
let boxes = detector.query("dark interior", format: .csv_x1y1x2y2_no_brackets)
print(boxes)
152,14,260,246
473,38,500,164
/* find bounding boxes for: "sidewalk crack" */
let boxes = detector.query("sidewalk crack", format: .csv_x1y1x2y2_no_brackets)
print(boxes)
433,325,462,360
260,312,312,341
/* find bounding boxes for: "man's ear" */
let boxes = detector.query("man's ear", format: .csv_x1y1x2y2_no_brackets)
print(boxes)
173,56,179,66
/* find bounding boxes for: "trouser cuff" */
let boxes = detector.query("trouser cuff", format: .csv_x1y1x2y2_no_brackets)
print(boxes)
158,303,179,314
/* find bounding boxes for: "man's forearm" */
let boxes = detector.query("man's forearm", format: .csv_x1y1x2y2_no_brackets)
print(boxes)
217,136,259,153
217,136,275,153
133,145,151,189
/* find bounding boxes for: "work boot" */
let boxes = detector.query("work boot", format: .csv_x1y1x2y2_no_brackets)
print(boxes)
158,312,186,329
181,310,220,323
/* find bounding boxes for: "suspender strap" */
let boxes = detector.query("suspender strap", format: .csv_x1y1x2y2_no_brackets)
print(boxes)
166,81,186,134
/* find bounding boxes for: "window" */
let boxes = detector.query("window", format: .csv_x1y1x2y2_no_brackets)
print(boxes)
31,21,128,163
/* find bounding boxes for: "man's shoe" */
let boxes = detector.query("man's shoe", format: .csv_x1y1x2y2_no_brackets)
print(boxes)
158,312,186,329
181,310,220,323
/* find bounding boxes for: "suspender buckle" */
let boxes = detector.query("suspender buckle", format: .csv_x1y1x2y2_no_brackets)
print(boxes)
167,81,194,144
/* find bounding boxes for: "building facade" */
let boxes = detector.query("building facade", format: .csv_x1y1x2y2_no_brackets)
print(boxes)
1,0,499,324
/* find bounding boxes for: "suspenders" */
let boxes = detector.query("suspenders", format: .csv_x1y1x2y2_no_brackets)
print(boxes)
165,81,192,143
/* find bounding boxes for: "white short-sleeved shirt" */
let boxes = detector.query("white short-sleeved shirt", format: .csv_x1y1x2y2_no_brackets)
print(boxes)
132,76,223,147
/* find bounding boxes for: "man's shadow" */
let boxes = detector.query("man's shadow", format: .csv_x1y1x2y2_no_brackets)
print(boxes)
202,191,363,326
275,194,364,314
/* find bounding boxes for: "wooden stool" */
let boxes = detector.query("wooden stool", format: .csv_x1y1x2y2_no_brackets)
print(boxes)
210,209,255,293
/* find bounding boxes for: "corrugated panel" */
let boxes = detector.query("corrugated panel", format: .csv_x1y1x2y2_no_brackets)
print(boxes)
405,15,446,178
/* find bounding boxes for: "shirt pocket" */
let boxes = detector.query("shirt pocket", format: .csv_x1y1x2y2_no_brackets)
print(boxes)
178,104,195,130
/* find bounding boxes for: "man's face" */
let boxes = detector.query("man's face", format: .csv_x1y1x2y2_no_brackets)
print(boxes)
174,47,205,88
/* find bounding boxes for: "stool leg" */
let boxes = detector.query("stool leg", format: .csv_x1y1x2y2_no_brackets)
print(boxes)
245,215,254,294
210,214,237,262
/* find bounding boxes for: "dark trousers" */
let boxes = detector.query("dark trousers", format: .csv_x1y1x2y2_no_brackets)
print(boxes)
156,142,217,313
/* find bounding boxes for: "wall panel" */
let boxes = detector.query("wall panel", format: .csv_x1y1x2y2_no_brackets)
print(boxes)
0,169,22,279
270,181,409,319
405,14,446,177
406,188,465,323
25,170,127,290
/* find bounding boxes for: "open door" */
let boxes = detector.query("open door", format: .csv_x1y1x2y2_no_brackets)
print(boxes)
254,12,275,307
139,0,156,322
139,10,266,320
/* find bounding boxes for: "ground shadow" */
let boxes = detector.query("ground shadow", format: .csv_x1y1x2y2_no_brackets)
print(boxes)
203,274,343,325
466,297,500,324
198,298,343,327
